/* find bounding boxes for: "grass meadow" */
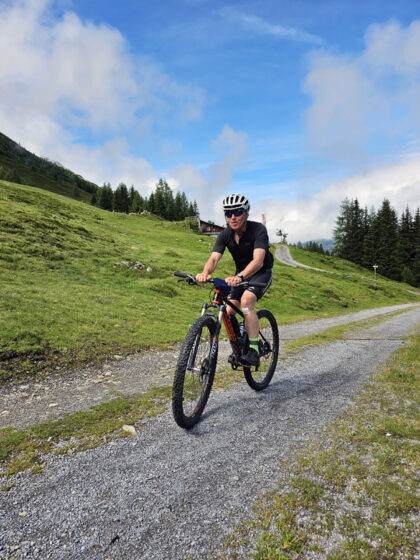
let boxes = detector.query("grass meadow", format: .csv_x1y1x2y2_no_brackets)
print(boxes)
1,179,418,382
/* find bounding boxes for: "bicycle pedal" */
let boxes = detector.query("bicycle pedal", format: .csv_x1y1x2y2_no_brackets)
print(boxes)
228,354,239,370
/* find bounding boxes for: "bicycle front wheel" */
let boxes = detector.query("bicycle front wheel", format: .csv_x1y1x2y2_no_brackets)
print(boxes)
172,314,217,429
244,309,279,391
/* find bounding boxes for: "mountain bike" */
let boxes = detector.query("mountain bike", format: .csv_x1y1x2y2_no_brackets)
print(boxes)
172,272,279,429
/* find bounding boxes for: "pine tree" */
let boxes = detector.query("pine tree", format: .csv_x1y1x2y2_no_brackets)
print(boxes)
130,191,144,213
153,185,165,217
375,199,402,281
412,208,420,287
113,183,129,213
304,241,325,254
174,192,184,221
165,188,175,220
128,186,136,211
147,192,155,213
180,192,189,218
333,198,364,264
400,206,415,270
139,180,199,221
361,207,378,269
158,179,175,220
98,183,113,210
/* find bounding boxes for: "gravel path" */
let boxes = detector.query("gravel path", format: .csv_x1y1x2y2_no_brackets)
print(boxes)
275,245,332,273
0,303,418,430
1,307,419,560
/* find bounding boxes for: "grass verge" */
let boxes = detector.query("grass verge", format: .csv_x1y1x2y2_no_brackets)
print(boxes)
221,332,420,559
0,385,172,480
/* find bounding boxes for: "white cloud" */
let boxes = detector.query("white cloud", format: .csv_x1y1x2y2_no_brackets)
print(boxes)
247,20,420,244
51,138,158,192
363,20,420,76
220,7,323,45
0,0,204,187
168,125,248,221
254,158,420,243
303,20,420,164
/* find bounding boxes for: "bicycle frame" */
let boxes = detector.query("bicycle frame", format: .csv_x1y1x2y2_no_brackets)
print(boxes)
201,283,262,376
176,272,272,373
185,285,241,374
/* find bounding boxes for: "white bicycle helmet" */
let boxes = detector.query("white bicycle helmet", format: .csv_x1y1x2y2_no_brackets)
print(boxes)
222,194,250,212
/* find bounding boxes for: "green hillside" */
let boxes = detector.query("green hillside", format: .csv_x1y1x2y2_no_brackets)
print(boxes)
1,180,418,383
0,132,98,203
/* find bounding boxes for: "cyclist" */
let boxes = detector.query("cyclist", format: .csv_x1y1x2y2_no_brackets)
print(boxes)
196,194,273,366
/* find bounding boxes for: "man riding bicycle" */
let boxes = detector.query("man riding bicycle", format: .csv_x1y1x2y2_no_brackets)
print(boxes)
196,194,273,366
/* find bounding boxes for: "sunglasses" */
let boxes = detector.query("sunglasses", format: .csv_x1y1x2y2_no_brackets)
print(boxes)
225,208,245,218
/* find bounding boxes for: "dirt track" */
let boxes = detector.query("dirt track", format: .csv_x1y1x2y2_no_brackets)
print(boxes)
1,303,418,430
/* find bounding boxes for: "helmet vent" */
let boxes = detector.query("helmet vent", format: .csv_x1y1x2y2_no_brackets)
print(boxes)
222,194,250,211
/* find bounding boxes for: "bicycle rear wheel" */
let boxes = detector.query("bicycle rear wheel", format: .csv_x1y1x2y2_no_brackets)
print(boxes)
244,309,279,391
172,314,217,428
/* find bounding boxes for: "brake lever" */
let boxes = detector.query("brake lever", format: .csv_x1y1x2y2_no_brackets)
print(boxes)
176,274,197,285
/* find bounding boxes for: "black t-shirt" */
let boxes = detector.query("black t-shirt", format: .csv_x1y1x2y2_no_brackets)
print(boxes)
212,220,274,272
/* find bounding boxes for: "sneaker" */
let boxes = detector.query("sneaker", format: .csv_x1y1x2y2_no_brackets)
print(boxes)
242,348,260,367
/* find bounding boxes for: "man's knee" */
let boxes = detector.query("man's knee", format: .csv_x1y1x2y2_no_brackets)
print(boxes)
241,292,257,312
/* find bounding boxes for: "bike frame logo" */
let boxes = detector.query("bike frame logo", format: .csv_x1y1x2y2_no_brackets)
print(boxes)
210,336,218,361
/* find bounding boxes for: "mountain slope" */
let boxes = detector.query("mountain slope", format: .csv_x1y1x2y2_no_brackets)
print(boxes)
0,180,418,382
0,131,98,202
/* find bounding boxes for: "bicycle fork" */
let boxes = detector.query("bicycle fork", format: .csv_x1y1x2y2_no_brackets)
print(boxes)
187,306,223,374
208,307,224,371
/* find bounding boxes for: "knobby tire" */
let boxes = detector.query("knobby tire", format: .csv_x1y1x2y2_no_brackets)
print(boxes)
243,309,279,391
172,314,217,429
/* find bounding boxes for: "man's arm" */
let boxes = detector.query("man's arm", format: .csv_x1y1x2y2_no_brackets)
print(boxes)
225,248,266,286
196,252,223,283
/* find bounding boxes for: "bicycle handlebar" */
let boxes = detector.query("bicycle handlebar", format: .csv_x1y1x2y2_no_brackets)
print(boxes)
173,272,266,288
174,272,198,285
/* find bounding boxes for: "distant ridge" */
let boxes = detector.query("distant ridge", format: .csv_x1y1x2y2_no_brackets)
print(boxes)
0,131,98,202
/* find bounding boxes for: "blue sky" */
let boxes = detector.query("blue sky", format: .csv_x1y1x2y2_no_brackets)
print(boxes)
1,0,419,241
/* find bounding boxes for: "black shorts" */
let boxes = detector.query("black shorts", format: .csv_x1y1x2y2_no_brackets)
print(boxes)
228,269,273,302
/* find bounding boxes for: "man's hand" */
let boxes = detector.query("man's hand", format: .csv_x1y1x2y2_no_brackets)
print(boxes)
225,275,242,287
196,252,223,284
196,272,212,283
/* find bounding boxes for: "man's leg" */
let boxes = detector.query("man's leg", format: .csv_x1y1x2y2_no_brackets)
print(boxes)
240,290,258,337
226,299,241,316
240,291,260,365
